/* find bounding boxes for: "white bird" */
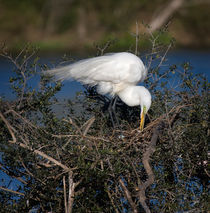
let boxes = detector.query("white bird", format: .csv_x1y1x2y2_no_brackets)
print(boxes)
46,52,151,130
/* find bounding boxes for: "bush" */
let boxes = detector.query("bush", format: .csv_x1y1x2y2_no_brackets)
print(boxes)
0,37,209,212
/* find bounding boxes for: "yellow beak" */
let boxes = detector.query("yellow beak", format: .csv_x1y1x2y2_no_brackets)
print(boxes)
140,111,145,131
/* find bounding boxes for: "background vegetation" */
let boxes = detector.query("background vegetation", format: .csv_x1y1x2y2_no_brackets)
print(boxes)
0,0,210,53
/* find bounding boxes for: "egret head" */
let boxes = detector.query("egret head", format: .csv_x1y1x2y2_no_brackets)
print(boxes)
117,85,151,130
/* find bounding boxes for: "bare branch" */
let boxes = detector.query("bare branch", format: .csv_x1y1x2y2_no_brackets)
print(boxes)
0,186,24,196
68,171,75,213
81,116,95,136
106,188,120,213
0,111,71,172
0,112,16,143
137,123,163,213
119,178,138,213
63,118,83,135
63,176,68,213
0,163,27,185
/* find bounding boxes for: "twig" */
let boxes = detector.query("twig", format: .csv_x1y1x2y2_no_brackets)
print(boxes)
96,40,113,56
19,156,46,185
0,186,24,196
68,171,75,213
63,118,83,135
204,168,210,177
106,187,120,213
0,111,71,171
157,43,171,70
119,178,138,213
0,112,16,143
51,133,110,142
147,33,159,71
63,175,68,213
0,163,27,185
82,116,95,136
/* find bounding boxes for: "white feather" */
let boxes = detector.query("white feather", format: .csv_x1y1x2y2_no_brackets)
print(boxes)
45,52,147,94
45,52,151,130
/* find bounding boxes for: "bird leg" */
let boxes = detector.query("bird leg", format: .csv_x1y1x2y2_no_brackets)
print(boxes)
112,96,120,127
108,96,120,129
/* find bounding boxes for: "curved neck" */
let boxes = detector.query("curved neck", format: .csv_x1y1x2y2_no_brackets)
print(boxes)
117,86,151,110
117,86,142,107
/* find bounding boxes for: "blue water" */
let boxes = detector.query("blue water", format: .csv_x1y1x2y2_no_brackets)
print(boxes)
167,49,210,77
0,49,209,100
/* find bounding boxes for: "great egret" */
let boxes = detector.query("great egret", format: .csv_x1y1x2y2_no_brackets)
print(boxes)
46,52,151,130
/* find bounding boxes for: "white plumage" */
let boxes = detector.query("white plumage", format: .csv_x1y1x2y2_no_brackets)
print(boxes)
46,52,151,130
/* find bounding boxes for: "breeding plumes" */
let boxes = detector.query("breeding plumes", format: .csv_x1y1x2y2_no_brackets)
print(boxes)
46,52,151,130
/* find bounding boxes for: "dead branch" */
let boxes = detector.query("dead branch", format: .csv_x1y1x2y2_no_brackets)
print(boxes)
137,123,163,213
63,175,68,213
51,133,110,142
63,118,83,135
0,186,24,196
95,40,114,56
119,178,138,213
21,142,71,171
0,112,16,143
63,172,79,213
81,116,95,136
0,163,27,185
0,111,71,172
106,188,120,213
68,171,76,213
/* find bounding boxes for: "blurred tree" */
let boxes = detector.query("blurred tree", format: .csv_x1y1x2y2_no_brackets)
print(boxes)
43,0,74,34
0,0,210,50
149,0,185,32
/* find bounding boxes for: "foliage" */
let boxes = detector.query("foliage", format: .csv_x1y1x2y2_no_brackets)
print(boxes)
0,36,209,213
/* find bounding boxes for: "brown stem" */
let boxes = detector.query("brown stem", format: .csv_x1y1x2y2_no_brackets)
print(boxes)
0,112,16,143
0,163,27,185
68,171,75,213
138,124,162,213
0,186,24,196
106,187,120,213
0,111,71,171
119,178,138,213
63,176,68,213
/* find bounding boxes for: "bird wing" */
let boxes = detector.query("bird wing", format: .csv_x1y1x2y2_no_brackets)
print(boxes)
45,53,147,86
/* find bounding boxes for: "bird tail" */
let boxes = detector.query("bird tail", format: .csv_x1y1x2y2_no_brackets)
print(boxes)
44,65,74,81
44,56,110,85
